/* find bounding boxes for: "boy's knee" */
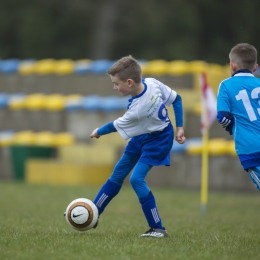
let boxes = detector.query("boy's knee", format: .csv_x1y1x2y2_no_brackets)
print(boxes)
129,175,139,188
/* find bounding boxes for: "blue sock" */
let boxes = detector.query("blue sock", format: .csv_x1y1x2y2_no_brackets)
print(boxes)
94,179,122,214
139,191,163,229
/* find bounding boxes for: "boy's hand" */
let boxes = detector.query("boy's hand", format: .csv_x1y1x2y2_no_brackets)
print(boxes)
90,128,100,139
175,127,186,144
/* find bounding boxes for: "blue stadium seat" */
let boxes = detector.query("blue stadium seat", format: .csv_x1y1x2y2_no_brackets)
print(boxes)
0,93,9,108
89,60,114,74
0,59,20,74
81,95,102,111
171,140,187,153
99,96,128,112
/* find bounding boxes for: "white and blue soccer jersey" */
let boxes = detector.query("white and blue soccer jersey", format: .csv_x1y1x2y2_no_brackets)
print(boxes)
217,70,260,169
113,78,177,140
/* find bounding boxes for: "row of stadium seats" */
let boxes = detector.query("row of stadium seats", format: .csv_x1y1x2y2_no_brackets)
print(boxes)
0,90,202,112
0,93,128,111
171,137,236,156
0,58,232,76
0,130,127,148
0,128,236,157
0,130,75,147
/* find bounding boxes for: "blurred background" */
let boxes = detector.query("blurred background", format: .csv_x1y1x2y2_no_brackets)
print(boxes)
0,0,259,192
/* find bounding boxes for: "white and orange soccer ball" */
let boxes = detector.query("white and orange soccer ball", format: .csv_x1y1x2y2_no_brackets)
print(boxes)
64,198,99,231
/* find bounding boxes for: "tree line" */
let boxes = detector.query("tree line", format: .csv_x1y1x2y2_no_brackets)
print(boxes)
0,0,260,64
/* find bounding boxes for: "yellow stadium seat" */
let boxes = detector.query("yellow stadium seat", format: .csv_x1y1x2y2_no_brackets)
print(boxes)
44,94,66,111
12,131,36,145
34,59,57,75
206,63,229,95
24,93,46,110
142,60,169,75
208,63,225,75
53,132,75,146
186,140,203,155
208,138,227,156
186,145,203,155
168,60,190,75
189,60,209,73
34,131,56,146
54,59,74,75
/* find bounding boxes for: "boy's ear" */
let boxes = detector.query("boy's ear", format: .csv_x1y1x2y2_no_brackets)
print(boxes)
253,63,258,73
127,79,134,87
230,62,237,73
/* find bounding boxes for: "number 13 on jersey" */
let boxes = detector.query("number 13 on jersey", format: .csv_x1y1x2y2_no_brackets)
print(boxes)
235,87,260,121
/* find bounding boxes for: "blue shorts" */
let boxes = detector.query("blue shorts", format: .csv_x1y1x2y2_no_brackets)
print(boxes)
124,123,174,166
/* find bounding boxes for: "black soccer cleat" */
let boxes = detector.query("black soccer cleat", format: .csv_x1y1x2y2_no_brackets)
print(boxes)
140,228,169,237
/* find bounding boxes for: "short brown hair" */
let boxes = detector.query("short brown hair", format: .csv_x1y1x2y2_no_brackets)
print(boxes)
107,55,142,83
230,43,257,71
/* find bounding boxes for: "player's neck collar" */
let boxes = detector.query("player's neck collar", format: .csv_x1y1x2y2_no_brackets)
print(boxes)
129,79,147,101
232,69,253,77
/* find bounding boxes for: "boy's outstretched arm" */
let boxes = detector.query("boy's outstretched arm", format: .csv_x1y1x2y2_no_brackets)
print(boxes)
90,122,117,139
172,94,186,144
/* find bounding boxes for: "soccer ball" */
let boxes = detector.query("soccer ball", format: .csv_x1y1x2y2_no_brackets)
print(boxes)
64,198,99,231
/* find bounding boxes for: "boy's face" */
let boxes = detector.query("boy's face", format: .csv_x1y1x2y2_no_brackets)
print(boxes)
110,75,133,96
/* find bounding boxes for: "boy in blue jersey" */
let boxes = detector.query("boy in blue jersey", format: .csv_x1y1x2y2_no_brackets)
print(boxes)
217,43,260,190
90,55,186,237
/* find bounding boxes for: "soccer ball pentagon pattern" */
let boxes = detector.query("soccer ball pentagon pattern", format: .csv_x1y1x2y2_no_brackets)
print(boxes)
64,198,99,231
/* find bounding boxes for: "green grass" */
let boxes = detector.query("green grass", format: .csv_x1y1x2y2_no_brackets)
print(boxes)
0,181,259,260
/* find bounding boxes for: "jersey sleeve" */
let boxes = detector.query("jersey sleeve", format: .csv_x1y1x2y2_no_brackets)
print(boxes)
97,121,117,136
217,111,234,135
172,94,183,127
153,78,177,106
113,104,139,140
217,81,231,113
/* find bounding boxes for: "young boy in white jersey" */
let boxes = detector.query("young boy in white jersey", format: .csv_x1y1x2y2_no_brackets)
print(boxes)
217,43,260,190
90,55,186,237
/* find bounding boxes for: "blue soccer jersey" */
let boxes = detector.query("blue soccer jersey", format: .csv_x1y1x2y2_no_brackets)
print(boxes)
217,71,260,167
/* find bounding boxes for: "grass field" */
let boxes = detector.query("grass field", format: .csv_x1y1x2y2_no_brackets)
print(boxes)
0,181,259,260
